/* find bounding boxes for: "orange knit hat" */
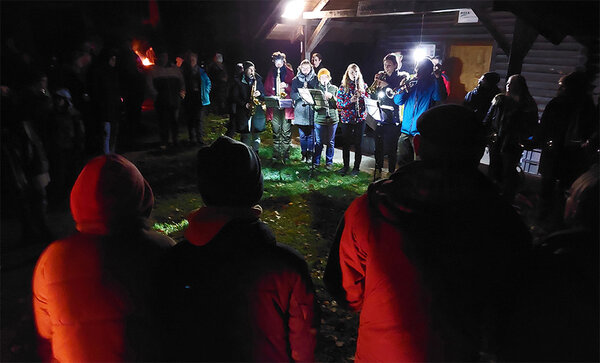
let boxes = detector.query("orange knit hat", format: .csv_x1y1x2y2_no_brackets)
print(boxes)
317,68,331,78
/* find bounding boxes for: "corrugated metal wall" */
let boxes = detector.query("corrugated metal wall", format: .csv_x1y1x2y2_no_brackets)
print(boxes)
376,10,587,115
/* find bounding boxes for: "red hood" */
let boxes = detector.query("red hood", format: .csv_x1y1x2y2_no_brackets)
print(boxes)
184,205,263,246
70,154,154,235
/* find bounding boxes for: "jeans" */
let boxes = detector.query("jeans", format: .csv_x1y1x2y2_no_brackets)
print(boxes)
103,122,118,154
314,123,337,165
339,122,366,170
397,132,417,167
298,125,314,154
271,109,292,160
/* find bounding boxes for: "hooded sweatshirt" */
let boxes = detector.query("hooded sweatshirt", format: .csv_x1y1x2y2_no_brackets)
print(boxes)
32,154,174,362
159,206,318,362
325,161,531,362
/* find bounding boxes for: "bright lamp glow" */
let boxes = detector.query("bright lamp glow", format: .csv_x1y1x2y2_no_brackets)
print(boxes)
412,47,428,63
282,0,305,19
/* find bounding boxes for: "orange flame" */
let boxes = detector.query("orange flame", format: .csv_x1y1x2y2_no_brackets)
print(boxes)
132,39,155,67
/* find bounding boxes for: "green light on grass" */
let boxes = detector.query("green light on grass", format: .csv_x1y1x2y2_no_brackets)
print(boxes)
153,219,189,235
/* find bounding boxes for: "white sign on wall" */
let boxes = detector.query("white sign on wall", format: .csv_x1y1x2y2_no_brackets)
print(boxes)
457,8,479,24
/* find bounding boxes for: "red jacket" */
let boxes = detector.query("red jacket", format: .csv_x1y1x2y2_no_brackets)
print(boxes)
325,162,531,362
159,206,317,362
32,154,174,362
264,64,294,120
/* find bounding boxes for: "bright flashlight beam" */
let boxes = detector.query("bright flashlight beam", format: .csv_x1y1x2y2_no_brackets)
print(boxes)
282,0,305,19
412,47,428,63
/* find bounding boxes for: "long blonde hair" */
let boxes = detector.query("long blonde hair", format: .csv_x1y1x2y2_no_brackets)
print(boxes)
341,63,365,91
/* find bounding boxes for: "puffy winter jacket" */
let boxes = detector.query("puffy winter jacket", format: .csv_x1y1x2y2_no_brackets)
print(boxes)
291,68,318,126
325,161,531,362
32,154,174,362
159,206,318,362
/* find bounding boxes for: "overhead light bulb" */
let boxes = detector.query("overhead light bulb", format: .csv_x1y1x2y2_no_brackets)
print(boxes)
282,0,305,19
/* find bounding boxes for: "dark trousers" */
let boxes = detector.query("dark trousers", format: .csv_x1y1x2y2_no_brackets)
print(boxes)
184,95,206,144
224,103,237,138
489,147,522,201
340,122,366,170
121,94,143,150
375,123,402,173
155,103,179,145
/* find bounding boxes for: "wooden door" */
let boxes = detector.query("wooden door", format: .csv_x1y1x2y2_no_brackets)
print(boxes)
446,44,493,103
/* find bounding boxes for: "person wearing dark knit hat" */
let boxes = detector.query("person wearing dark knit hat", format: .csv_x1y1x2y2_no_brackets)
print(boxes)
158,136,317,362
242,60,255,71
464,72,501,123
230,61,266,152
416,104,487,167
196,135,263,207
325,104,530,362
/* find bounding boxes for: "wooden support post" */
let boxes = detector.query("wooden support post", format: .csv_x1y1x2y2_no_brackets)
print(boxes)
472,6,511,55
506,17,538,78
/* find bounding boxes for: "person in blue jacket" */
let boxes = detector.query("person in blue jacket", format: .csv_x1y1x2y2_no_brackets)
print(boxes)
182,52,211,146
394,58,447,166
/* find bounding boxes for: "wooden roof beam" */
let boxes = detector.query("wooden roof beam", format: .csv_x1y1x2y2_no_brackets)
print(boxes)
313,0,329,12
303,9,357,19
254,1,286,41
307,17,332,54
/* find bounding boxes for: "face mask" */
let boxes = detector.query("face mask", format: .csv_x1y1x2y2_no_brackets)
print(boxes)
215,54,223,63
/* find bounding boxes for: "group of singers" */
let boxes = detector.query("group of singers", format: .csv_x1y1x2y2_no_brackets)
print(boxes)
230,50,448,179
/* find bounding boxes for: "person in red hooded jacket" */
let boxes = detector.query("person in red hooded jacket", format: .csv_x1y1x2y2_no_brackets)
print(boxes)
158,136,317,362
32,154,175,362
325,105,531,362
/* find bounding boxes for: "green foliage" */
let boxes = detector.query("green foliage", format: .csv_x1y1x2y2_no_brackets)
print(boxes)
140,114,370,264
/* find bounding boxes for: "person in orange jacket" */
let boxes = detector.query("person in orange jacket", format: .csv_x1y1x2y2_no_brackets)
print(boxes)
32,154,175,362
325,105,531,362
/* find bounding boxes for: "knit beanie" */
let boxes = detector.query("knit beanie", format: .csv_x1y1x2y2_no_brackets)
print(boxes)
482,72,500,85
317,68,331,79
196,136,263,207
417,105,486,164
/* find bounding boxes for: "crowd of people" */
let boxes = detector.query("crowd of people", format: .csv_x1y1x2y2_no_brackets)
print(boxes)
2,37,598,361
0,39,232,245
31,104,598,361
